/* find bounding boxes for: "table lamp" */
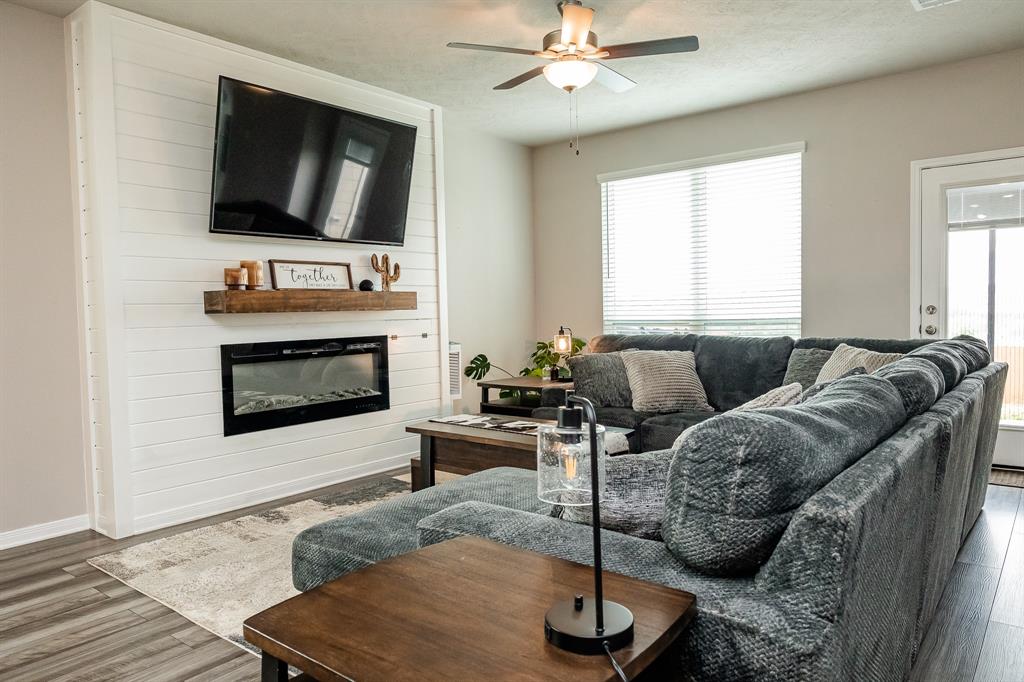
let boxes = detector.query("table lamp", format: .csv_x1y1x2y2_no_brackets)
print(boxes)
536,394,634,655
551,325,575,382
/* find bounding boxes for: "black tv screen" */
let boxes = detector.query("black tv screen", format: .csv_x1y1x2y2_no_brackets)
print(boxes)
210,77,417,246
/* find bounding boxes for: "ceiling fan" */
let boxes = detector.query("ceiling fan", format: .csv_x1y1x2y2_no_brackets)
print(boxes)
447,0,699,93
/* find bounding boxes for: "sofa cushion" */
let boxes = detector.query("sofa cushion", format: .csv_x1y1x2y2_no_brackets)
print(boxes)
782,348,832,390
693,335,795,411
622,350,713,413
291,467,545,591
557,449,675,540
640,411,720,451
949,335,991,373
815,343,903,382
662,373,908,576
588,333,698,354
567,352,632,407
907,341,969,392
874,357,946,416
735,383,803,411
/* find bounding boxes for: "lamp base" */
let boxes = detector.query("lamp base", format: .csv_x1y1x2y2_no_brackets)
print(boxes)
544,598,634,655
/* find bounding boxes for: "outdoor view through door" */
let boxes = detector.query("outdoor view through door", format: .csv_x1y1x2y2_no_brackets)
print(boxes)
600,145,802,337
947,180,1024,424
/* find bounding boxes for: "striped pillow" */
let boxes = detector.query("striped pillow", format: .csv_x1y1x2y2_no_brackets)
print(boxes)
816,343,903,383
621,350,713,413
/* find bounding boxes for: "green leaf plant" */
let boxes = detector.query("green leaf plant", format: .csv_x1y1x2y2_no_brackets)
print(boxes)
463,336,587,402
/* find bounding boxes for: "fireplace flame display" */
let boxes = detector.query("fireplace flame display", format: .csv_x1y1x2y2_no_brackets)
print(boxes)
220,336,389,436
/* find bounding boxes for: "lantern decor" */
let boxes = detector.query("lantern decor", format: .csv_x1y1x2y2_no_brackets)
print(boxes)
536,394,634,655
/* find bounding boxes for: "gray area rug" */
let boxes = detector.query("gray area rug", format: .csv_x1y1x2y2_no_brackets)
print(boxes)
88,476,409,653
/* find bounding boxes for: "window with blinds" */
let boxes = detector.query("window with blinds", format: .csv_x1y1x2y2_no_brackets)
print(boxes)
600,146,802,337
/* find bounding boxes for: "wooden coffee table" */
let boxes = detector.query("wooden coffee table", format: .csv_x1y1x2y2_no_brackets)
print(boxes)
405,417,634,491
244,536,696,681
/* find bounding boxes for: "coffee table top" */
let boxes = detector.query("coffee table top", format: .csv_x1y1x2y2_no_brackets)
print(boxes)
406,415,633,452
244,536,695,681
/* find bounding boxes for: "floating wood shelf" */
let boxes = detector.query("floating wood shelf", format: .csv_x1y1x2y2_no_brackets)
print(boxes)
204,289,417,314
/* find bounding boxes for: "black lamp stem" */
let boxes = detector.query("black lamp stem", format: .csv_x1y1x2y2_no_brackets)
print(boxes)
568,394,604,634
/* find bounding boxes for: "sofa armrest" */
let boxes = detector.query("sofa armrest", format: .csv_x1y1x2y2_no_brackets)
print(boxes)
417,501,830,681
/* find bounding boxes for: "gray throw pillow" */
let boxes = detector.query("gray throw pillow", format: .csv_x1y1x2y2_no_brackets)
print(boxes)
800,366,866,402
567,353,632,407
621,350,713,413
555,449,674,540
662,373,908,575
782,348,832,390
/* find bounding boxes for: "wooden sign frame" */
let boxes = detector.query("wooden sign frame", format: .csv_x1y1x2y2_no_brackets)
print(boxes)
268,259,354,291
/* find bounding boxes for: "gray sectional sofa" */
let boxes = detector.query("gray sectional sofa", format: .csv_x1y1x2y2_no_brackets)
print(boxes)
292,334,1007,682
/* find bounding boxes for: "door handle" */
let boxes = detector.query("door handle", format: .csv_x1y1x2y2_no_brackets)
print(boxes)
925,325,938,335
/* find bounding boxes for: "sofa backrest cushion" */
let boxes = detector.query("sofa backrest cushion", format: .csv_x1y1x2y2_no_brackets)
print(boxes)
906,340,970,392
874,357,946,416
693,335,795,411
567,352,632,407
588,333,698,354
662,373,908,576
795,337,933,354
948,335,991,372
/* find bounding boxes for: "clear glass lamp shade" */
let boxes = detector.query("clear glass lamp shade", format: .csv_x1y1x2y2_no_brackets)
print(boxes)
553,333,572,354
537,423,605,506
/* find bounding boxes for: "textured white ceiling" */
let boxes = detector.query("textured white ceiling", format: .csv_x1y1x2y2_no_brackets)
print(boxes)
13,0,1024,145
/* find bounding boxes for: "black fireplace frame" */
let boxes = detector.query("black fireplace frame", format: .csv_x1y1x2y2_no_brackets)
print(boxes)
220,335,389,437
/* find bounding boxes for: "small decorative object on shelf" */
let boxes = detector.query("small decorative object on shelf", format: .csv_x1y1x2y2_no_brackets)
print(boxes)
268,260,353,290
371,253,400,292
359,279,375,291
239,260,264,290
224,267,248,290
537,395,634,655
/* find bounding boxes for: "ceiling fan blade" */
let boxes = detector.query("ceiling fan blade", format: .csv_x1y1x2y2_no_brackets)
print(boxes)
603,36,699,59
560,4,594,50
447,42,539,57
594,62,637,93
493,66,546,90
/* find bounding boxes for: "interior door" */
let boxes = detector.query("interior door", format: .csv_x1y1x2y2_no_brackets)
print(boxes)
919,156,1024,467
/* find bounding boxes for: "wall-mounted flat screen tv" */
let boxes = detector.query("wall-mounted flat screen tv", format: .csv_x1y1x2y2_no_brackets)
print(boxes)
210,76,417,246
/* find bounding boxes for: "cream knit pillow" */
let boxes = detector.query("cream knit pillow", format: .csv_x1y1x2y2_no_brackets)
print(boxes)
816,343,903,383
621,350,713,413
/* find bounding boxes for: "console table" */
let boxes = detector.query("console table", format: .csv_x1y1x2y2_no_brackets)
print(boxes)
405,417,633,491
243,536,696,681
478,376,572,416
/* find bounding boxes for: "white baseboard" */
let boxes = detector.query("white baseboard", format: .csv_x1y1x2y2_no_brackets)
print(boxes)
0,514,91,550
131,452,412,535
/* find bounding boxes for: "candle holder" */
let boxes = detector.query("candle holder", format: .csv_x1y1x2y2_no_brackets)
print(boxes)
224,267,248,290
537,395,634,655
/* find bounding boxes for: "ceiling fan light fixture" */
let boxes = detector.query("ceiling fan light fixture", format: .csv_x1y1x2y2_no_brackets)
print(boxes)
543,59,598,92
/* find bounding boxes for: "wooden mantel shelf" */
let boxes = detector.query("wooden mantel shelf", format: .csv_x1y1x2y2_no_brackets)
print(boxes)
204,289,417,314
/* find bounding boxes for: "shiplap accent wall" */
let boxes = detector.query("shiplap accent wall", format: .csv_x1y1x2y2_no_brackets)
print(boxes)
68,2,450,537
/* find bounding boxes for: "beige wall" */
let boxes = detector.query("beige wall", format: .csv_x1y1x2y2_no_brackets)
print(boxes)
0,2,88,533
532,49,1024,343
443,116,535,411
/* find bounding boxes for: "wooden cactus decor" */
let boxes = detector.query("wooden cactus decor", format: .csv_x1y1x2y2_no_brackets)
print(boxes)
371,253,401,292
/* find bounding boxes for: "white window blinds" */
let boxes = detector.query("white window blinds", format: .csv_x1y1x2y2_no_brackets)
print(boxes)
600,148,802,337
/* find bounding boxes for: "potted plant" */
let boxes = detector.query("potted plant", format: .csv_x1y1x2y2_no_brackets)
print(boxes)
464,336,587,403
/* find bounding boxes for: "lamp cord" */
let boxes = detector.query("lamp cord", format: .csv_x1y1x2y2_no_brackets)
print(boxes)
603,641,629,682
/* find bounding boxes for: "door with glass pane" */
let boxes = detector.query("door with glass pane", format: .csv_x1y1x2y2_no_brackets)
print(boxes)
919,156,1024,467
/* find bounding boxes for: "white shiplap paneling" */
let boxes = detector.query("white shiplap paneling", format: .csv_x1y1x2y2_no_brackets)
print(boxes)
68,4,449,536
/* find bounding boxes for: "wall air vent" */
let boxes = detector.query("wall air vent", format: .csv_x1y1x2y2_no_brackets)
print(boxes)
910,0,961,10
448,342,463,399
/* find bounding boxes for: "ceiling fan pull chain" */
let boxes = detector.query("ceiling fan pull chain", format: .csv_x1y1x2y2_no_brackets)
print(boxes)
574,90,581,156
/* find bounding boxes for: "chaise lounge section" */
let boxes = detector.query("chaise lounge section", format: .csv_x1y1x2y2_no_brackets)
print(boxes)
292,335,1006,681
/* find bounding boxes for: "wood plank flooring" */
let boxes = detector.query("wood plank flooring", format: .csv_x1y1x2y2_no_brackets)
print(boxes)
0,476,1021,680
